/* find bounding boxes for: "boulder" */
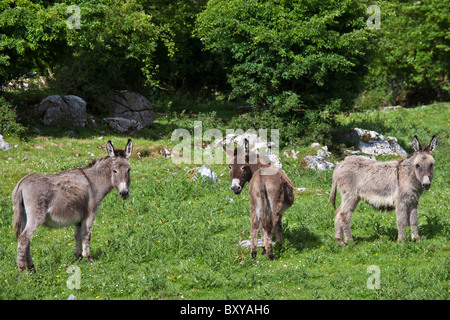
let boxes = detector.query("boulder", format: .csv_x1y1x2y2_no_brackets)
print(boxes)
103,117,143,134
188,164,220,183
303,145,334,171
109,91,156,128
207,132,282,168
0,134,11,151
303,155,335,171
350,128,408,157
36,95,87,127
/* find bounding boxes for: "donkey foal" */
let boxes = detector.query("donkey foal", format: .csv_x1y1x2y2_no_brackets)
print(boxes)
329,135,436,246
225,138,294,260
13,139,133,271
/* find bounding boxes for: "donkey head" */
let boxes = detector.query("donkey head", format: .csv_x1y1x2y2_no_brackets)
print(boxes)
106,139,133,199
411,135,437,190
224,139,252,194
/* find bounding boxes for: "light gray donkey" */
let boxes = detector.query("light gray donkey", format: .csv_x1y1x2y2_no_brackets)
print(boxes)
13,139,133,271
329,135,437,247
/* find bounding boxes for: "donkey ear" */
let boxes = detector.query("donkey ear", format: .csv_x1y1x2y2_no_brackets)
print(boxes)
125,139,133,159
106,140,115,158
412,135,421,152
244,138,250,155
427,135,437,153
221,141,234,158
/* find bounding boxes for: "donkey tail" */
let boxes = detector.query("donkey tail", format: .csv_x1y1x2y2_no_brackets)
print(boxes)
327,178,337,210
12,184,26,240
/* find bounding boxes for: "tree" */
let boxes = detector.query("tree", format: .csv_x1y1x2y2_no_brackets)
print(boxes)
196,0,375,141
366,0,450,106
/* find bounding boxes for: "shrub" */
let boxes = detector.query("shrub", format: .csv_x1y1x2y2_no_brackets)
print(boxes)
195,0,375,143
0,97,26,136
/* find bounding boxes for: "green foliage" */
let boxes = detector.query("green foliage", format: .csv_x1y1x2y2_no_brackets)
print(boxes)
196,0,375,139
0,96,25,136
363,0,450,106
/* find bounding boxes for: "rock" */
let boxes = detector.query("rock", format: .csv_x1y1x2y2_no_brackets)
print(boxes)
237,239,275,248
303,145,334,171
36,95,87,127
381,105,402,110
350,128,407,157
0,134,11,151
207,132,282,168
103,117,143,134
317,146,331,158
109,91,156,128
190,164,220,183
303,155,335,171
283,150,300,159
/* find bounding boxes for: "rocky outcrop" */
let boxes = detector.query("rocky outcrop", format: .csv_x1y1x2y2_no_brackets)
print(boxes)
109,91,156,129
35,95,87,127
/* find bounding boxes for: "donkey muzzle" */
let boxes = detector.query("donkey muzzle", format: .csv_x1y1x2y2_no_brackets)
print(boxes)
422,176,431,190
118,182,130,199
230,179,242,194
119,190,129,199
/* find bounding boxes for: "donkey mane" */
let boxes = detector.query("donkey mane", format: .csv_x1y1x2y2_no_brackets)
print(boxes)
83,149,128,169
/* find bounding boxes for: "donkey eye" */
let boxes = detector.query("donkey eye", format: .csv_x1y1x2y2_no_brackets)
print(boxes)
113,169,118,174
415,164,420,168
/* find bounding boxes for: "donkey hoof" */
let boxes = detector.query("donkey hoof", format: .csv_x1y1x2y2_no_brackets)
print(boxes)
267,254,275,261
251,251,257,259
336,239,346,247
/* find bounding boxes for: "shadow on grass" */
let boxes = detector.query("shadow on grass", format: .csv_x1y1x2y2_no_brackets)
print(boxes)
283,226,322,253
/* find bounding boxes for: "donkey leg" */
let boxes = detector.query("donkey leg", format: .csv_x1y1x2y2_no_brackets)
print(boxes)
81,215,95,262
334,206,345,247
396,204,408,242
272,203,285,246
409,207,420,242
74,223,82,259
335,196,358,247
250,202,260,258
261,225,275,261
17,217,44,271
259,224,266,255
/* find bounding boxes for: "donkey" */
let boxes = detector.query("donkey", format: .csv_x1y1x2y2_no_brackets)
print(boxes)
328,135,437,247
12,139,133,271
224,139,294,260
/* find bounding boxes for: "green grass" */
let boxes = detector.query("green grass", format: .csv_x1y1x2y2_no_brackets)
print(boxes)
0,102,448,300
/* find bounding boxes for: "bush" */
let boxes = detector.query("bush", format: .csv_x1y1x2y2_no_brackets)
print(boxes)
0,97,25,136
195,0,375,142
363,0,450,106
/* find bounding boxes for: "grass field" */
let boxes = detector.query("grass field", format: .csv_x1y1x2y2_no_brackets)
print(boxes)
0,102,448,300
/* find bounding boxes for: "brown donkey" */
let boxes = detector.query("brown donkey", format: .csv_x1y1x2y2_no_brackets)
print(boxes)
329,135,437,247
13,139,133,271
225,139,294,260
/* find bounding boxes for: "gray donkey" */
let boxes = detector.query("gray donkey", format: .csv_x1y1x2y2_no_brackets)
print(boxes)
13,139,133,271
329,135,436,247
